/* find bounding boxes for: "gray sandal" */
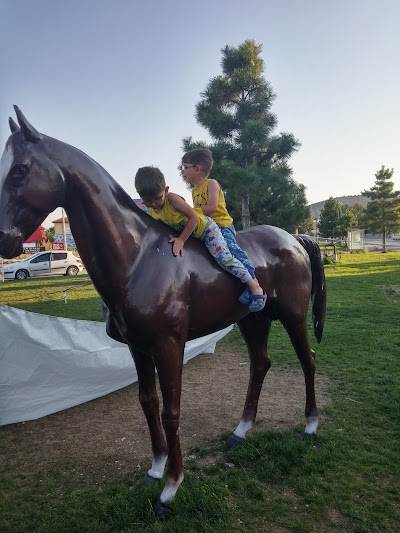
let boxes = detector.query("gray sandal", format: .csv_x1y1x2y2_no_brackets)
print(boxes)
249,293,267,312
239,287,252,304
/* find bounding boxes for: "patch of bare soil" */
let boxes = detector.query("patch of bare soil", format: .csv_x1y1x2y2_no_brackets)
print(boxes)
379,284,400,303
2,350,330,482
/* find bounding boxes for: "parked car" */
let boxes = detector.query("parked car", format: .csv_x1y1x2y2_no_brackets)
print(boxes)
2,251,84,280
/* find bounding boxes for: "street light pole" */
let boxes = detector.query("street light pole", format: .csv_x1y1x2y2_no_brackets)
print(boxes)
314,218,319,241
61,208,67,250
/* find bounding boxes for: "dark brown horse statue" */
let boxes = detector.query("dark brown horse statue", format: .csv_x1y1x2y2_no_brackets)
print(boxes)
0,107,326,517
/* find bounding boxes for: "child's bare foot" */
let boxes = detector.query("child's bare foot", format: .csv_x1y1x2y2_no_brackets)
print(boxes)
247,278,263,296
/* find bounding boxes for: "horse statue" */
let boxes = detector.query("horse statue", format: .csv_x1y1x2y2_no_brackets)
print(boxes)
0,106,326,517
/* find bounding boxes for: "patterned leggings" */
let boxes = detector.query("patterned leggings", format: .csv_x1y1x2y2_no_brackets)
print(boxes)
220,224,256,279
200,217,252,283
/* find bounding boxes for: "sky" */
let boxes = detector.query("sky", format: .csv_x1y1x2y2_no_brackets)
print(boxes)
1,0,399,228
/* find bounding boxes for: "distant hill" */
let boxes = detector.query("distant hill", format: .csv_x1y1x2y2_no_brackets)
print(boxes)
308,195,368,219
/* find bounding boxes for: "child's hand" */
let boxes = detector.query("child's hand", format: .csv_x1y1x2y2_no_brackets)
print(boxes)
169,237,185,256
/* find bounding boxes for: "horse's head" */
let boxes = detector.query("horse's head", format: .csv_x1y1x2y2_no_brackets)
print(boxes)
0,106,66,258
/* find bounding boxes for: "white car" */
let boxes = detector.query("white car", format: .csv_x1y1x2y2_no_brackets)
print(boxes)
3,251,84,280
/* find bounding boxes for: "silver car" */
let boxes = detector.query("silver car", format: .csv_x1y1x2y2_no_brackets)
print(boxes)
2,251,84,280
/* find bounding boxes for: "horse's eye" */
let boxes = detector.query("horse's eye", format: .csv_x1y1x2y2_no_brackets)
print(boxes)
11,164,29,178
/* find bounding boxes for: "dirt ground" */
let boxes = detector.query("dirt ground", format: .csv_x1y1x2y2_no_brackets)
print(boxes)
3,349,330,480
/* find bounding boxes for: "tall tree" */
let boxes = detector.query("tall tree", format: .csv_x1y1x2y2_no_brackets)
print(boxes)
250,171,310,231
345,202,366,220
318,197,341,240
45,226,55,243
362,166,400,252
337,207,358,238
297,212,314,235
183,40,303,230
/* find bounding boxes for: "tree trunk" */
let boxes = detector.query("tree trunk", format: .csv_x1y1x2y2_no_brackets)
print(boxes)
382,226,387,253
241,189,251,229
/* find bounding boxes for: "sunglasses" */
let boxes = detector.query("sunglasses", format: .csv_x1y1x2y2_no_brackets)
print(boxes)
178,164,197,171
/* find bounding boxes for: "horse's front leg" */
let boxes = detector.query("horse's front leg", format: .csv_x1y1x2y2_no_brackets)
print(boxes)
129,347,168,481
152,338,185,516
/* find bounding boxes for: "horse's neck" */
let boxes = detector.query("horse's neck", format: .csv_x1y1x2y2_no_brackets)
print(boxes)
53,140,147,283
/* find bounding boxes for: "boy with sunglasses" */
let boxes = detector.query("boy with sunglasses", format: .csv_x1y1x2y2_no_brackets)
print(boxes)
180,149,266,312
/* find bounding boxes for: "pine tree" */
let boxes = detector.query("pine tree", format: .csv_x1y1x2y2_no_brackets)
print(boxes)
337,207,357,238
362,166,400,252
318,197,341,240
183,40,304,230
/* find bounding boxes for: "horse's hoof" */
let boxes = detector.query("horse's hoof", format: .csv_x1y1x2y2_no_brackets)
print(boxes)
225,433,244,449
142,473,162,486
154,499,172,519
304,416,319,435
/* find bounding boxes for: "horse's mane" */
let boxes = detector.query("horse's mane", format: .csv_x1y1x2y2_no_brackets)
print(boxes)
48,133,157,223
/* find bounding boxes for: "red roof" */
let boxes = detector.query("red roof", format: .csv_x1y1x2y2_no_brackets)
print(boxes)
25,226,47,243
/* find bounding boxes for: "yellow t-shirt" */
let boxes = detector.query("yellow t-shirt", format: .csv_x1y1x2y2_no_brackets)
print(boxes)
192,179,233,227
148,194,207,238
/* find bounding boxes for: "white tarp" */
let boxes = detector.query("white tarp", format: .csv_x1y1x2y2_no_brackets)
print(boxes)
0,305,233,426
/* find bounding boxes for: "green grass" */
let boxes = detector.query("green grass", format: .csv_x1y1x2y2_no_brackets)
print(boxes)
1,253,400,532
0,274,104,320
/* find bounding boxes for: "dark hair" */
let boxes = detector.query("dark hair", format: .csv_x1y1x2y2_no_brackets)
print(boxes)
135,166,166,199
182,149,213,176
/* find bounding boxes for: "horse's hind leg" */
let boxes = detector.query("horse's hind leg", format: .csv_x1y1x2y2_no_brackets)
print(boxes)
281,319,319,434
227,314,272,447
129,348,168,481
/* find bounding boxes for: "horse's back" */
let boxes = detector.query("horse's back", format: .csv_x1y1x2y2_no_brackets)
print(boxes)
236,225,308,268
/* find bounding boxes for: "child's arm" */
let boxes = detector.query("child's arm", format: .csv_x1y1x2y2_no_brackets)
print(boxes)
168,193,199,256
200,179,219,215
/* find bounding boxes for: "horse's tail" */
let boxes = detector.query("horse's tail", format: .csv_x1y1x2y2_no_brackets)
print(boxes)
294,235,327,343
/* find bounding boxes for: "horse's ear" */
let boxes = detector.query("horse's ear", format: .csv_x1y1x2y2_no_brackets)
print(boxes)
13,105,41,143
9,117,19,133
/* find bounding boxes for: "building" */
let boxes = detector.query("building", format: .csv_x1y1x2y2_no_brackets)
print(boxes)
52,217,76,249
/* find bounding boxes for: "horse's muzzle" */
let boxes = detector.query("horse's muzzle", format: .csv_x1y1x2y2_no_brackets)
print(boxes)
0,229,23,258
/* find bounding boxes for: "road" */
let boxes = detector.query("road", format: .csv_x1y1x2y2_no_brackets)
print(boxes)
363,236,400,252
